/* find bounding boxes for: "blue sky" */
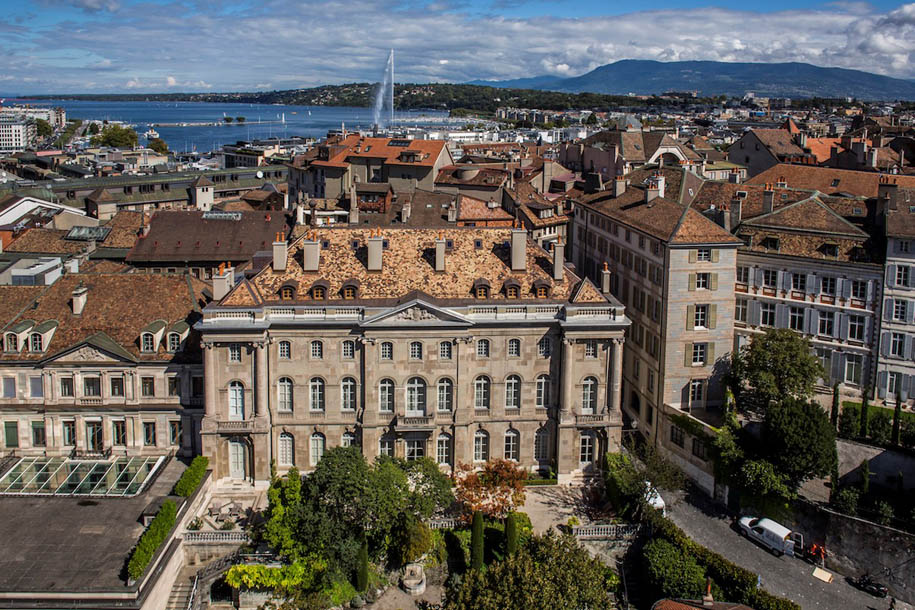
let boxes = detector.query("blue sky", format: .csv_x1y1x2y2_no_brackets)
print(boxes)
2,0,915,93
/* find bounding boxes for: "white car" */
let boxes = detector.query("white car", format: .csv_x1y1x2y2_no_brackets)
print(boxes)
737,516,796,557
645,485,666,515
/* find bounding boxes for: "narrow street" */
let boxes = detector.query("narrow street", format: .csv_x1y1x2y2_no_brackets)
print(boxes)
663,489,907,610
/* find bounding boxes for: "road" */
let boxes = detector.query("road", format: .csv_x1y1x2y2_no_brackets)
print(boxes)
663,489,905,610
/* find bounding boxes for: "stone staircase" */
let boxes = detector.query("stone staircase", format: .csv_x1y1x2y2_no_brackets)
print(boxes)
165,573,196,610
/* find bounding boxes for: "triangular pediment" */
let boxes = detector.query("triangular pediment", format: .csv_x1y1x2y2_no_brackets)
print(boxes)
43,332,137,364
361,300,471,327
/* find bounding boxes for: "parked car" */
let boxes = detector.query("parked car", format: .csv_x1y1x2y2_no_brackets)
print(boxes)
737,516,797,557
645,485,666,515
848,574,889,598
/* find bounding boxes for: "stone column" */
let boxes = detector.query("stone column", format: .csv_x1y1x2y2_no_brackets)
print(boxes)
560,337,573,413
255,343,268,417
609,338,623,413
204,344,217,417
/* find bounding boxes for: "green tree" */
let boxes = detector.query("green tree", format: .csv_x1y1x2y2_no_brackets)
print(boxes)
838,404,860,438
870,409,893,444
893,392,904,446
355,537,368,592
90,124,138,148
858,459,870,495
236,116,246,123
471,511,484,571
148,137,168,155
730,329,823,409
504,512,518,555
88,122,100,135
585,112,598,125
223,116,234,123
35,118,52,138
860,392,870,438
831,384,840,430
445,532,616,610
400,457,453,519
832,486,860,515
763,398,837,490
643,538,706,600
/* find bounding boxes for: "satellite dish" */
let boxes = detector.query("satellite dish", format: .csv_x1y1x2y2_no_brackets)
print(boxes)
256,170,264,179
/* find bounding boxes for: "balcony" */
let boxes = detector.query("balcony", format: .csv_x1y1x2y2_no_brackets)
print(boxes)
576,413,609,427
216,420,254,433
395,415,434,432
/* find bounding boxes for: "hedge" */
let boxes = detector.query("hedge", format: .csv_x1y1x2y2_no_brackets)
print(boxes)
127,500,177,581
173,456,209,497
840,402,915,449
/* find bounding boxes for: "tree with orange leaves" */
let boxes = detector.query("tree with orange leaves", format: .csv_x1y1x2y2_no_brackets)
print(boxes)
454,459,527,521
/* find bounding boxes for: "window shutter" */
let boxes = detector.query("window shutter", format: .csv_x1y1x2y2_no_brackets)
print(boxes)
776,304,788,328
688,273,697,291
888,264,897,288
902,375,910,401
749,301,761,326
805,309,816,335
830,352,843,384
689,249,697,263
906,336,914,360
884,298,893,321
684,343,693,368
709,305,717,329
840,314,849,340
710,273,719,290
878,371,887,399
711,249,719,263
707,341,716,364
866,280,874,303
686,305,695,330
754,269,763,288
781,271,792,291
881,332,890,357
806,273,817,294
840,278,851,299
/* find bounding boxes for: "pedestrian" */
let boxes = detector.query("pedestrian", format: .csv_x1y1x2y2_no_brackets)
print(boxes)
888,597,896,610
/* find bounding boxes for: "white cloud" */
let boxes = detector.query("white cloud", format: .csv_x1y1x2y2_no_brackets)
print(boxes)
166,75,177,87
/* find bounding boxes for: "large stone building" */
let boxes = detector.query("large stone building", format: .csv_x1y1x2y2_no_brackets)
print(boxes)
198,226,628,485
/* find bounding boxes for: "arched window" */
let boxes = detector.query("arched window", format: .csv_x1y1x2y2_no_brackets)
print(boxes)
341,377,357,411
379,379,395,412
228,381,245,420
141,332,154,353
278,340,291,359
310,340,323,359
580,432,595,464
437,378,453,412
278,433,294,466
312,286,326,300
476,339,490,358
380,342,393,360
474,429,490,462
504,429,520,461
506,285,519,298
4,334,17,352
534,426,550,462
167,333,181,352
30,333,42,352
536,285,549,298
507,338,521,357
536,374,550,409
474,376,490,410
310,432,325,466
342,285,357,300
277,377,293,412
476,285,489,299
409,341,423,360
341,340,356,359
582,376,598,414
341,431,357,448
439,341,452,360
280,286,295,300
406,377,426,415
505,375,521,409
436,433,452,465
309,378,325,411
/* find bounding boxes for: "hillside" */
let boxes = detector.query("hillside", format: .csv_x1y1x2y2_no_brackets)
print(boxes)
470,60,915,100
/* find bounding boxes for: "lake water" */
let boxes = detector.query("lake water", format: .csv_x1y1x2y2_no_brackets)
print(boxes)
10,99,450,153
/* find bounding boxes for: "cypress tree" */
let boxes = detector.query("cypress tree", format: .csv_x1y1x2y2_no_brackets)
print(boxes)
356,536,368,592
859,390,870,439
893,388,904,446
505,512,518,555
471,511,484,571
830,383,840,430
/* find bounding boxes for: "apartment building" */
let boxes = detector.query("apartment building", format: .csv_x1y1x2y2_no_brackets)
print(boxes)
571,168,741,492
0,118,36,154
0,274,207,459
558,130,702,180
0,105,66,128
198,226,628,485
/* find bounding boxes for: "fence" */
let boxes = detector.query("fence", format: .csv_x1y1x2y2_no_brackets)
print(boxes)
572,523,641,540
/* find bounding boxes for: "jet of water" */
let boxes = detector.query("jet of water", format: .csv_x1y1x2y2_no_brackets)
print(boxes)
373,50,394,130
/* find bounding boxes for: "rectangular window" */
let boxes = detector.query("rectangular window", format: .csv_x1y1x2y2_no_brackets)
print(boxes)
792,273,806,292
898,266,910,287
694,304,708,329
62,420,75,446
689,379,704,403
692,438,708,461
789,307,805,331
845,355,863,385
439,342,452,360
692,343,707,366
60,377,74,397
110,376,125,397
696,248,711,262
761,303,776,327
648,370,656,394
192,376,204,397
584,340,598,359
170,421,181,445
380,343,393,360
2,377,15,398
167,376,180,397
891,332,905,357
112,420,126,446
821,276,836,295
31,421,46,447
141,377,155,397
696,272,710,290
670,425,684,448
29,376,43,398
900,240,911,253
83,377,101,397
818,311,835,336
849,315,865,342
379,437,394,457
228,344,241,363
851,280,867,300
735,300,748,323
889,371,902,395
736,266,749,284
3,421,18,448
894,299,908,321
762,269,777,287
342,341,355,359
143,422,156,446
437,435,451,465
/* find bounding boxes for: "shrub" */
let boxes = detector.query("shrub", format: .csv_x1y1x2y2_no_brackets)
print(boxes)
832,487,859,516
356,538,368,592
394,516,432,566
751,589,802,610
874,500,894,526
127,500,177,581
471,511,484,570
870,411,893,445
838,405,860,439
174,456,209,497
643,538,705,599
505,513,518,555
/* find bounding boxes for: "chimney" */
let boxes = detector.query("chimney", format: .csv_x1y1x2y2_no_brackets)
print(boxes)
272,232,287,271
702,577,714,607
552,239,565,281
434,233,446,272
585,172,603,194
646,183,660,203
851,139,867,164
296,204,305,226
511,226,527,271
763,184,775,214
71,285,88,315
309,199,318,226
728,169,741,184
730,197,742,229
775,175,787,188
402,200,412,223
601,262,611,294
302,231,321,272
867,147,878,169
796,132,808,149
349,185,358,221
613,176,626,198
447,201,457,223
367,229,383,272
829,146,839,164
212,262,234,301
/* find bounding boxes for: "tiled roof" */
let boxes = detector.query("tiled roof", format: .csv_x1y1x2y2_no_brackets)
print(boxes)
748,164,915,197
457,195,512,222
0,273,205,362
220,227,606,307
752,129,806,158
435,165,510,187
670,208,742,245
885,189,915,238
0,286,46,329
5,228,88,255
742,196,867,237
102,211,144,249
126,210,289,263
309,135,447,170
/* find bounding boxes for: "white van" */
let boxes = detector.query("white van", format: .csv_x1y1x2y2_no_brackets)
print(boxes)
737,516,797,557
645,485,666,516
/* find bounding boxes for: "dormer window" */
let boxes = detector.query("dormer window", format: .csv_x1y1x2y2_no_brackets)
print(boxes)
476,286,489,299
507,285,519,299
821,243,839,258
4,334,17,352
342,286,355,299
141,333,155,353
30,333,42,352
533,279,551,299
167,332,181,353
761,237,780,252
280,286,295,300
536,285,548,298
313,286,326,300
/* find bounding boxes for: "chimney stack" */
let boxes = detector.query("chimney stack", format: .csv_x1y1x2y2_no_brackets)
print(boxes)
867,147,878,169
296,204,305,226
552,239,565,281
601,262,611,294
729,197,742,229
447,201,457,223
613,176,626,198
71,284,88,315
434,232,446,272
702,577,714,607
796,132,808,149
510,225,527,271
302,231,320,272
367,229,383,272
728,169,741,184
212,262,234,301
309,200,318,226
349,185,359,224
272,232,287,271
763,184,775,214
402,199,412,223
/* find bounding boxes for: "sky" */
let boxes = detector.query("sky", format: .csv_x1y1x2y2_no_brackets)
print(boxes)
2,0,915,93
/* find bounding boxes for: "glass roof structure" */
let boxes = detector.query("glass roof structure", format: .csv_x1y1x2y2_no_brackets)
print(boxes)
0,456,165,496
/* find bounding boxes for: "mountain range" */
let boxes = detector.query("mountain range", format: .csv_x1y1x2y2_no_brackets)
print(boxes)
469,60,915,100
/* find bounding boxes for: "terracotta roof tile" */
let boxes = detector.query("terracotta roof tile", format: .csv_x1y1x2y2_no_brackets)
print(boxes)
748,164,915,197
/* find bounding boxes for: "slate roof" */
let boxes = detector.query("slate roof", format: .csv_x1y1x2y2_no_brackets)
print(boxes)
436,165,510,187
751,129,806,158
